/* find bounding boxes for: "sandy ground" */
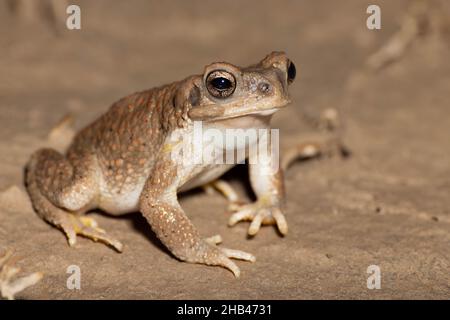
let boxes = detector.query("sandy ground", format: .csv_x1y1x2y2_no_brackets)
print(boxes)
0,0,449,299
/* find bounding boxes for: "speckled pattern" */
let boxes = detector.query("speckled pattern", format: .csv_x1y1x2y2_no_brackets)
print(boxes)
25,52,294,277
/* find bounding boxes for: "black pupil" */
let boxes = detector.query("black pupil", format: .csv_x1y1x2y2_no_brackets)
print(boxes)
211,77,231,90
288,62,296,82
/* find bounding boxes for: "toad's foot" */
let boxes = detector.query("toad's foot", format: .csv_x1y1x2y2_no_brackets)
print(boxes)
228,201,288,236
193,235,255,278
202,179,242,204
59,215,123,252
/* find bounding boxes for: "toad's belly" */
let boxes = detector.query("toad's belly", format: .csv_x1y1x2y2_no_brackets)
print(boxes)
97,180,145,215
178,163,236,192
97,164,235,215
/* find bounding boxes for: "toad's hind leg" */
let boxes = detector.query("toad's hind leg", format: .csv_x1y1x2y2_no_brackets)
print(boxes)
25,148,123,252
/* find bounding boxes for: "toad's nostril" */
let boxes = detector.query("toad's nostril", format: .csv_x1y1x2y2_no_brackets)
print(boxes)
258,82,271,93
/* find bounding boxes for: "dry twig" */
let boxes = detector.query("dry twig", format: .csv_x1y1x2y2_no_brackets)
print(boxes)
0,249,43,300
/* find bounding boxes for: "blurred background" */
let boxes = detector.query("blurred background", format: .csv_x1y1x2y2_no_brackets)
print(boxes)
0,0,449,299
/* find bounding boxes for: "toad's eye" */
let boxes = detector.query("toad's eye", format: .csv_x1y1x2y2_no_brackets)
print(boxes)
287,60,296,84
211,77,231,90
206,70,236,98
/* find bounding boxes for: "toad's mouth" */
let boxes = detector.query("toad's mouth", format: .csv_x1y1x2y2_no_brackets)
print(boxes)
188,99,291,121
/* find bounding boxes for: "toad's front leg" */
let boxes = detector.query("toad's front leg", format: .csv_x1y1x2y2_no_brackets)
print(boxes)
139,161,255,277
228,138,288,236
